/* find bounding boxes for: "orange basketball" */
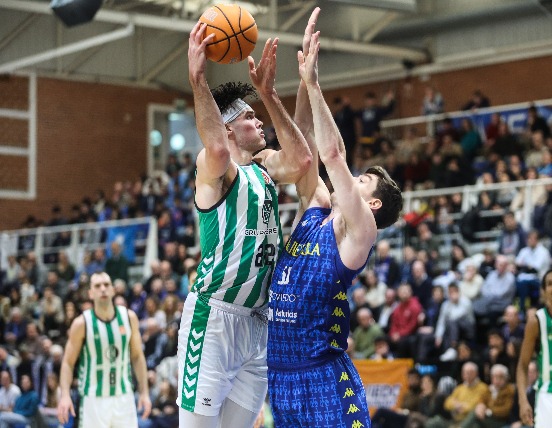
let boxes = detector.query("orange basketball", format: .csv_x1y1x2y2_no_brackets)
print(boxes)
198,4,258,64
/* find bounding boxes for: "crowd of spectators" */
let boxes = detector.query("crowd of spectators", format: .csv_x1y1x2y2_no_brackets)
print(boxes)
1,91,552,427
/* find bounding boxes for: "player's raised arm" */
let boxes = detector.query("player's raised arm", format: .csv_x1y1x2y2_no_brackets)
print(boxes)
292,7,329,216
300,31,376,268
249,38,312,184
188,22,235,185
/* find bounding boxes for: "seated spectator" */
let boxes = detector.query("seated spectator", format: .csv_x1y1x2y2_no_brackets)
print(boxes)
526,105,550,139
370,336,395,361
462,89,490,111
435,283,475,362
0,371,20,413
501,305,525,355
142,318,168,371
39,287,64,338
55,251,75,283
39,372,61,426
473,255,516,329
478,248,496,279
408,260,433,311
482,330,515,382
371,368,421,428
349,286,370,333
426,362,488,428
459,118,482,162
363,270,387,315
389,284,424,358
458,262,484,301
377,288,398,333
352,308,384,359
374,240,401,288
460,363,515,428
0,374,39,427
105,241,129,283
515,229,551,313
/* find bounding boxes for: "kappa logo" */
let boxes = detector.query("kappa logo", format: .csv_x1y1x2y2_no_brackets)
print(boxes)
202,397,212,407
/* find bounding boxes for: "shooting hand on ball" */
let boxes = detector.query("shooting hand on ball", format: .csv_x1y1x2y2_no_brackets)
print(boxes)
188,22,214,84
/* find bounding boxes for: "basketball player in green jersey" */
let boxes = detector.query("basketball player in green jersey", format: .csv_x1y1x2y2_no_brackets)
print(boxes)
517,268,552,427
57,272,151,427
178,21,312,428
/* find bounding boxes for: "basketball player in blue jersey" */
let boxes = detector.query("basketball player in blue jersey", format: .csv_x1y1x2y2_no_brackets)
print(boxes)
178,21,311,428
267,8,403,428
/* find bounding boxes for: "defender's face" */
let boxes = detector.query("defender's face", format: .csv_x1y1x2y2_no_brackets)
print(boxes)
227,109,265,153
356,173,381,208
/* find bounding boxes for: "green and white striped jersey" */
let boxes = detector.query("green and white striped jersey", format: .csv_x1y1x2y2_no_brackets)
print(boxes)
78,306,133,397
536,307,552,393
192,163,282,308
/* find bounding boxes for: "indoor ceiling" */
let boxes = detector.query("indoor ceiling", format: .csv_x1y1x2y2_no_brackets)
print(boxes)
1,0,552,95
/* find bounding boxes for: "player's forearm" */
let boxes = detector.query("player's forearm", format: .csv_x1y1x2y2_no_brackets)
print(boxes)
59,361,74,398
294,81,313,137
306,82,345,163
132,354,149,396
516,366,529,404
260,89,311,171
191,78,230,154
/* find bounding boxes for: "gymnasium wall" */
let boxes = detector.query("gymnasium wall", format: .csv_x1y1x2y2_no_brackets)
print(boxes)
1,54,552,230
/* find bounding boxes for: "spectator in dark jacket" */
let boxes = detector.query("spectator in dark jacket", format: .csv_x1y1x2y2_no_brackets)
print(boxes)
0,374,39,427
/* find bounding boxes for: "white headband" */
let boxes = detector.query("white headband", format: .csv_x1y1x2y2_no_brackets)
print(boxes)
222,98,251,124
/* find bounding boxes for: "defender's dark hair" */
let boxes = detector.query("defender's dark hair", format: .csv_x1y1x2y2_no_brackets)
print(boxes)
211,81,257,116
364,165,403,229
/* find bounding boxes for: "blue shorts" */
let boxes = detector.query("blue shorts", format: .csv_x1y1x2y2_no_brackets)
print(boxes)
268,353,371,428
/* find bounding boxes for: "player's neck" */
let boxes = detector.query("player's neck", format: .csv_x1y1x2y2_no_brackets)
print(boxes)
94,303,115,322
230,145,254,166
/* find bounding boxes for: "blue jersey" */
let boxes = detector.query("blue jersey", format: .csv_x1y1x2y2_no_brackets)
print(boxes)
268,207,371,369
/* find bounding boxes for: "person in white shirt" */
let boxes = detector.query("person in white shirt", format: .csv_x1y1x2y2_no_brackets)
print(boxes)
0,371,21,413
434,283,475,361
515,230,551,314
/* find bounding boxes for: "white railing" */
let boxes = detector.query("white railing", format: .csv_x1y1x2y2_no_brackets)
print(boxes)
0,216,158,278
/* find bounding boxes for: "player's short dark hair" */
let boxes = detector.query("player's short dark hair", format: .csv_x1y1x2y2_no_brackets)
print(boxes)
365,166,402,229
211,81,257,117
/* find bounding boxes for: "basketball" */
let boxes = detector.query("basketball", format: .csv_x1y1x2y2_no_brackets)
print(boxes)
198,4,258,64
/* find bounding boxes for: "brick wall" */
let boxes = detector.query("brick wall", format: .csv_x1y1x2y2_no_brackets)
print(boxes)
1,54,552,230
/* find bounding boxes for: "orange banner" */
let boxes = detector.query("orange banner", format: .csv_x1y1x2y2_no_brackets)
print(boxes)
353,359,414,415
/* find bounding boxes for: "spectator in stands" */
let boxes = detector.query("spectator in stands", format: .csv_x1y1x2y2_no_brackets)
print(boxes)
462,89,490,111
389,284,423,358
427,362,488,428
511,167,548,233
130,282,147,320
473,255,516,329
409,260,433,310
370,368,421,428
0,371,20,413
458,262,484,301
478,248,496,279
349,287,370,333
374,239,401,288
357,90,395,140
459,118,482,162
142,318,168,371
41,270,67,301
333,96,357,167
526,105,550,138
461,363,514,428
3,257,20,289
363,270,387,317
400,246,417,283
105,241,129,283
55,251,75,283
377,288,398,333
515,230,551,312
495,172,518,210
88,248,106,274
482,330,514,384
0,348,19,380
506,360,537,428
39,287,64,338
498,211,527,257
525,130,548,169
435,282,475,362
4,308,27,351
422,86,444,115
142,296,166,330
414,223,440,267
370,336,395,361
0,374,39,428
352,308,383,359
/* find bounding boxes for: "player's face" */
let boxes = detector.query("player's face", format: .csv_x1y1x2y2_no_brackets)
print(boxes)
89,273,115,305
357,173,382,208
228,109,266,153
543,272,552,305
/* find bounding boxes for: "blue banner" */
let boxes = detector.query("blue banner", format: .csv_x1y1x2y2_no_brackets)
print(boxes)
105,225,138,263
